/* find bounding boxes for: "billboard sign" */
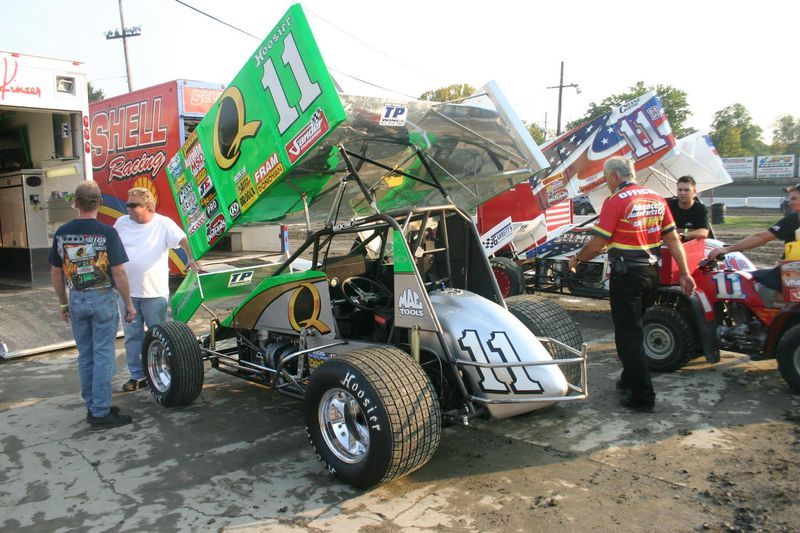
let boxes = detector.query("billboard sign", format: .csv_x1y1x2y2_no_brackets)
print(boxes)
756,155,795,179
722,157,755,178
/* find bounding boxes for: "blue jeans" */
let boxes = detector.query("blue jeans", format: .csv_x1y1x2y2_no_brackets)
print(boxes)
118,296,168,380
70,289,120,417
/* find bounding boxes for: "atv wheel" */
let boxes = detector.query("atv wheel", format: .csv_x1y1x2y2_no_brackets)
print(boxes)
490,257,524,298
643,306,693,372
776,324,800,393
506,294,583,384
566,261,608,299
305,347,442,488
143,321,204,407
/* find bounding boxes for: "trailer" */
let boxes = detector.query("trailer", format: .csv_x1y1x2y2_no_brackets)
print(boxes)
89,80,224,274
0,51,93,287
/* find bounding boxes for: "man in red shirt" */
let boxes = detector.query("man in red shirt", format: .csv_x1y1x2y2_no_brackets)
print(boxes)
568,157,695,412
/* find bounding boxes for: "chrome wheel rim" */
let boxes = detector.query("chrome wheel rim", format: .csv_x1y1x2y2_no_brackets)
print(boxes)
318,388,369,464
644,324,674,361
147,340,171,393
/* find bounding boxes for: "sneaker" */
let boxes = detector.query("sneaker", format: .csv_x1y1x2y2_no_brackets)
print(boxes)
620,397,656,413
122,379,148,392
86,405,120,422
89,410,133,431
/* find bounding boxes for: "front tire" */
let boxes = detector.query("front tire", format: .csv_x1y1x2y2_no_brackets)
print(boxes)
643,306,693,372
490,257,524,298
305,347,442,488
506,295,583,384
142,321,204,407
776,324,800,393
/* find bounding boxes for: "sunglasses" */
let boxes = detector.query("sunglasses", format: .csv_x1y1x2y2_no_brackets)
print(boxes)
125,202,143,208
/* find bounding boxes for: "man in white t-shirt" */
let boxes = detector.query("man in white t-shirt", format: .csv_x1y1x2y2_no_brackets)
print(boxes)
114,187,198,392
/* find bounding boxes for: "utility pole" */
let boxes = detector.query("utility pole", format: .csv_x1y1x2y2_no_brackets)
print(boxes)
546,61,580,137
104,0,141,92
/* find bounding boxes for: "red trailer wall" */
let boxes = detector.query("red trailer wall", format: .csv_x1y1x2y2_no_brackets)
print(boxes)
90,80,221,274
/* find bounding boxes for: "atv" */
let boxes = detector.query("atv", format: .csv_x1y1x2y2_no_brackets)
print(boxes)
642,238,800,392
143,85,588,488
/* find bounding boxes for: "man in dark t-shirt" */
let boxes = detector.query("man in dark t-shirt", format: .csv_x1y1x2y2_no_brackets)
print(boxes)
666,175,710,241
708,184,800,290
49,181,136,430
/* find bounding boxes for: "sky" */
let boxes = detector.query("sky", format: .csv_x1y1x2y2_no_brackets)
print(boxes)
2,0,797,143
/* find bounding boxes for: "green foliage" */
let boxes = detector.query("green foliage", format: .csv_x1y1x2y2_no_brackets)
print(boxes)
419,83,476,102
709,103,766,157
526,122,546,145
88,82,105,103
566,81,696,138
770,114,800,157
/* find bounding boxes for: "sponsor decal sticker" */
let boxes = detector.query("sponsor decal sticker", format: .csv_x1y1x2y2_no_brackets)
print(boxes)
285,108,329,163
398,288,424,317
379,103,408,126
288,282,331,334
227,271,254,288
188,211,207,236
228,201,242,219
206,214,227,245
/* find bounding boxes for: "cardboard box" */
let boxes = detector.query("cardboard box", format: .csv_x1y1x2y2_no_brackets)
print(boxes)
659,238,706,286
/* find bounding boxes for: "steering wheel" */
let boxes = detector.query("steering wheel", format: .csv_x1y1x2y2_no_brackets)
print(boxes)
341,276,392,311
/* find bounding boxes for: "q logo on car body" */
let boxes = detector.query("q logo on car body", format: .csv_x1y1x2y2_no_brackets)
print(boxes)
288,282,331,334
213,86,261,170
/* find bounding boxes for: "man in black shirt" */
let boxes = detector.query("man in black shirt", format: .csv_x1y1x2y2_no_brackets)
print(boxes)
667,175,710,241
708,184,800,290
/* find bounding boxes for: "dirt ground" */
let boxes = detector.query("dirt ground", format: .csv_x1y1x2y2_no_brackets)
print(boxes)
2,290,798,532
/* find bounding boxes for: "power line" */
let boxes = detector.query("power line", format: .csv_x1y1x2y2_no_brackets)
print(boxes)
173,0,260,40
304,7,445,87
172,0,440,100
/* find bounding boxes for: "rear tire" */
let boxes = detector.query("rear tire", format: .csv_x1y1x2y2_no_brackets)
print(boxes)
142,322,204,407
506,295,583,384
490,257,524,298
305,347,442,488
776,324,800,393
643,306,693,372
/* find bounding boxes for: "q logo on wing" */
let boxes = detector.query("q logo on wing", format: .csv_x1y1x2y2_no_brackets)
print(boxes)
288,282,331,334
213,86,261,170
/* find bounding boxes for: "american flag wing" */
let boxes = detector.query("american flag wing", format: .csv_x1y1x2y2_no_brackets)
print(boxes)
533,91,676,211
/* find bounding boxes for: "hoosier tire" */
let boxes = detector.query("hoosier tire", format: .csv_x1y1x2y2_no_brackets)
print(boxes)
142,321,204,407
642,306,693,372
490,257,524,298
506,294,583,384
304,346,442,488
776,324,800,393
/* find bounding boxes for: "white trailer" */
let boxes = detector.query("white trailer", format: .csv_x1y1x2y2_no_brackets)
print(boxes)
0,51,92,286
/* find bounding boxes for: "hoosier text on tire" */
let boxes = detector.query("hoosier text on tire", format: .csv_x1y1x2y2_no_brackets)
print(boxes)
304,346,442,488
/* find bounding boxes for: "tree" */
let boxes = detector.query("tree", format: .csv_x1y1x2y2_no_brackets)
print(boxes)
419,83,476,102
526,122,546,145
566,81,696,138
88,82,105,102
709,103,765,157
771,114,800,156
